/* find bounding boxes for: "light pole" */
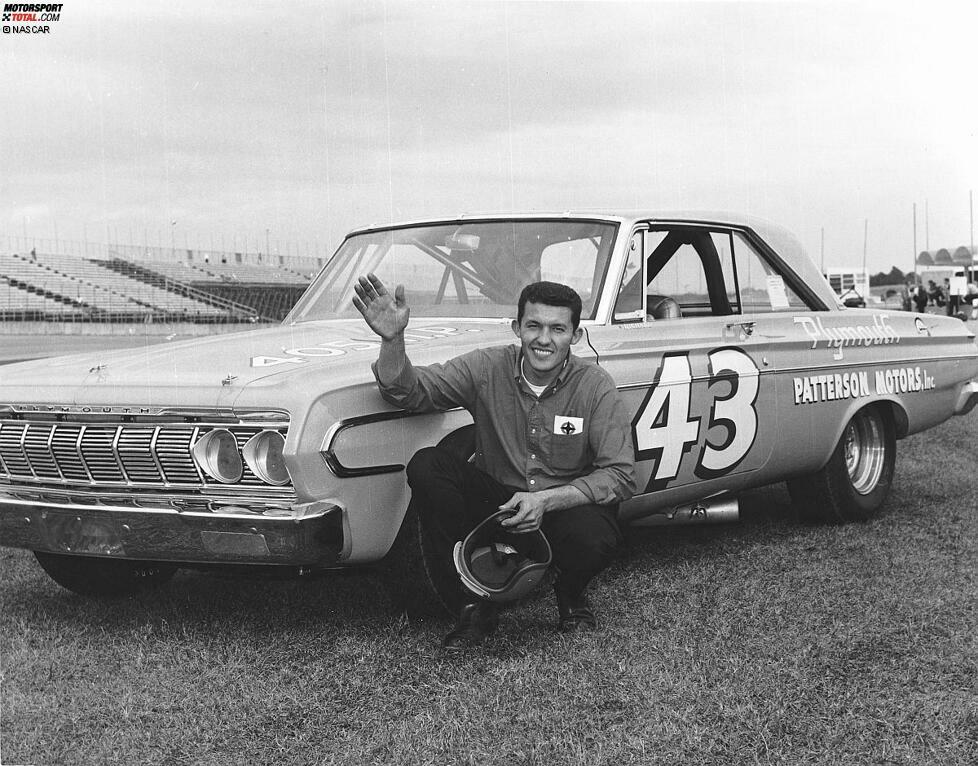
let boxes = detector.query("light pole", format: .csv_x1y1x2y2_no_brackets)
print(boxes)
912,203,917,285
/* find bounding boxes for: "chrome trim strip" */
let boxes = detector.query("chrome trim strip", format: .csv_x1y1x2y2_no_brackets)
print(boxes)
320,409,451,454
111,426,128,484
0,492,307,521
615,366,767,392
19,424,32,478
77,425,94,482
188,426,204,483
0,483,298,511
0,405,290,421
150,426,165,484
320,410,435,478
612,353,975,393
46,425,60,481
777,354,978,377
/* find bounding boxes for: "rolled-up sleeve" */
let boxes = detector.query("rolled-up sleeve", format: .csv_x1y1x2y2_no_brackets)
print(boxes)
568,379,637,505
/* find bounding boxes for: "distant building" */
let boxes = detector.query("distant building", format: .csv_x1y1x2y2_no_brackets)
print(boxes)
915,246,977,285
823,267,870,305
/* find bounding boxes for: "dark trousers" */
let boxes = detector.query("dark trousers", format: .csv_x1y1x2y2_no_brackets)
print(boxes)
405,445,622,602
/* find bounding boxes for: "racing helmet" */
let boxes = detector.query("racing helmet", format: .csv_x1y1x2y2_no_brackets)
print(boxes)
453,510,552,603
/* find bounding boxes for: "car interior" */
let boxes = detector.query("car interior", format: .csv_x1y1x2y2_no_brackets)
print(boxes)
614,225,810,323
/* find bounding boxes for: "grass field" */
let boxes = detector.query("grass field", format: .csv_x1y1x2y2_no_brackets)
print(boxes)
1,415,976,765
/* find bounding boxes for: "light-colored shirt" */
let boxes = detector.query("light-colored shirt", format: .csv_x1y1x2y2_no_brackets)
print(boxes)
373,344,636,505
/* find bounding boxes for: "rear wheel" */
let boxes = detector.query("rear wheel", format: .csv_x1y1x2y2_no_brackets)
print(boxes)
787,405,896,524
34,553,178,597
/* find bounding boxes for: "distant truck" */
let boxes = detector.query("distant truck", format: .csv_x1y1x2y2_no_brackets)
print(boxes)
916,265,977,291
823,268,869,308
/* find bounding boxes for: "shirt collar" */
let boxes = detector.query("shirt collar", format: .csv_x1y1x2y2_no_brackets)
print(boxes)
513,348,572,390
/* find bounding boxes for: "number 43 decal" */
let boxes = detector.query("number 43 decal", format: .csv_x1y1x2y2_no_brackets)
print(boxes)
631,348,760,491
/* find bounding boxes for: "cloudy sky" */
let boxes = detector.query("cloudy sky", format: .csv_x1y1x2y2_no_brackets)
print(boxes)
1,0,975,273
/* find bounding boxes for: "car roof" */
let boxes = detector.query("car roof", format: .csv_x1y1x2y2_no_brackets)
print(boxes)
345,210,797,245
342,210,837,311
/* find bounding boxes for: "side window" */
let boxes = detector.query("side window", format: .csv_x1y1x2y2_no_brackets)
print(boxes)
646,232,711,313
729,231,807,313
613,231,645,322
612,224,810,321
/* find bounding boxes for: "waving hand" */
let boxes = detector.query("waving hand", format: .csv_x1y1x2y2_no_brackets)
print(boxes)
352,273,410,341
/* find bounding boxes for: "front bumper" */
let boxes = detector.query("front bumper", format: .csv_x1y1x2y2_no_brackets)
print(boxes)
0,488,344,567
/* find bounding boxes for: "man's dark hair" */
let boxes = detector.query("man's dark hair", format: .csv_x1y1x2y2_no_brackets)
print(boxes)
517,281,583,329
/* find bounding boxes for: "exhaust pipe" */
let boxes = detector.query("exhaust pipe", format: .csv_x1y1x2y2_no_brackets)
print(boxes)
637,497,739,526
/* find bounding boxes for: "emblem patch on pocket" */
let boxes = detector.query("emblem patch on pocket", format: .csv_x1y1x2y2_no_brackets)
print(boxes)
554,416,584,435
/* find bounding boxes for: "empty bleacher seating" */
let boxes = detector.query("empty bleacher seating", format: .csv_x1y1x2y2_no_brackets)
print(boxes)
30,252,227,317
1,247,313,323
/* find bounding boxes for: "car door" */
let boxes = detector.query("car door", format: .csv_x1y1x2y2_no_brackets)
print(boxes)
589,223,812,521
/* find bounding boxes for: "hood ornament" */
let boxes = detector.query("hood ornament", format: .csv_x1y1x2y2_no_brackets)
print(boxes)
222,374,238,387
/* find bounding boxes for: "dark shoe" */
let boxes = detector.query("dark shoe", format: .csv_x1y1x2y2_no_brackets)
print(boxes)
554,584,597,633
442,602,499,649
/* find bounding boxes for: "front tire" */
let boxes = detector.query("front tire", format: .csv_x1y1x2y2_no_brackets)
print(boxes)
34,553,178,597
381,425,476,619
787,404,896,524
381,508,467,618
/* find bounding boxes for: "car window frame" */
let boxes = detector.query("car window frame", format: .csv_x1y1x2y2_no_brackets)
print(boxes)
610,222,831,322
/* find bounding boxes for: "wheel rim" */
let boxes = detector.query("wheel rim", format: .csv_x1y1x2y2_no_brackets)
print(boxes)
843,409,885,495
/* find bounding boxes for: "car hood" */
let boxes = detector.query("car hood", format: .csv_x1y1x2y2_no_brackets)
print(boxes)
0,319,513,412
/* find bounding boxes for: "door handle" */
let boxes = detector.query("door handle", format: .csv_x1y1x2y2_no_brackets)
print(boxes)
724,321,755,340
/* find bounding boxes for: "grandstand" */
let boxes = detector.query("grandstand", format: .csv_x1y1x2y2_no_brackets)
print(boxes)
1,276,85,317
1,246,315,323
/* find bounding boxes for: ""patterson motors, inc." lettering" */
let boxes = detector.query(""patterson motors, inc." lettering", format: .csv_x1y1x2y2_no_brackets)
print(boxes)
793,366,934,405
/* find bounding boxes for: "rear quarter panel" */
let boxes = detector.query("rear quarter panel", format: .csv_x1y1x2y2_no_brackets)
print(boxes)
769,309,978,480
589,308,977,523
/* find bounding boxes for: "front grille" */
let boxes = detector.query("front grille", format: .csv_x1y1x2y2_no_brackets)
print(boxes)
0,419,288,490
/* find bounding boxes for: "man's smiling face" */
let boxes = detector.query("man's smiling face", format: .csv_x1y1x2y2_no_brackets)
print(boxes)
511,301,583,386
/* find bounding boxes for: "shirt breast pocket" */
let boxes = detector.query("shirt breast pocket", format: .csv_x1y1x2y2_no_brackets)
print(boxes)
548,430,588,472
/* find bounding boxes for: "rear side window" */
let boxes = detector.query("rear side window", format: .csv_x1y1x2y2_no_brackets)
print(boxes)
726,231,808,313
612,225,813,321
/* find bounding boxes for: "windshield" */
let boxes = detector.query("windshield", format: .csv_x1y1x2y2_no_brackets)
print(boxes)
287,219,619,323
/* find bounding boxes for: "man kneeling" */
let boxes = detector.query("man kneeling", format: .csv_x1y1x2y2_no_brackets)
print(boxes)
353,275,636,648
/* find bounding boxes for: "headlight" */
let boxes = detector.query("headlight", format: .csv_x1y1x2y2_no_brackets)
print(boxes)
242,430,289,485
192,429,243,483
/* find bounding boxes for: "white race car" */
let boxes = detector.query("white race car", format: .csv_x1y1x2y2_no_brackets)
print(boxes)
2,212,976,609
